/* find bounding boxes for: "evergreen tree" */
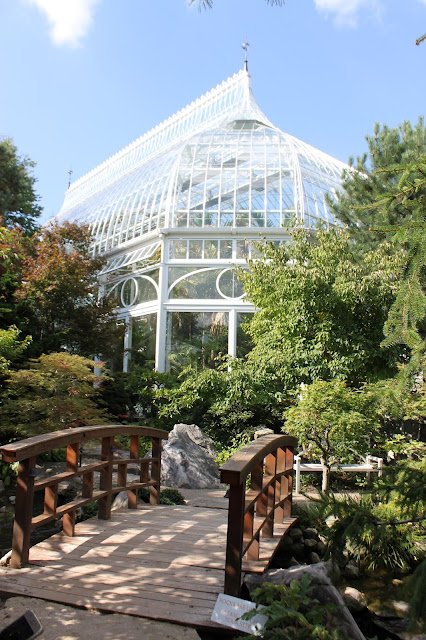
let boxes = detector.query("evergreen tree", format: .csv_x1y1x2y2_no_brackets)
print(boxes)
330,118,426,250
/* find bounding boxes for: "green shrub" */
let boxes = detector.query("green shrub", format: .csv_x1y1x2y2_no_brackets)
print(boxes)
240,574,349,640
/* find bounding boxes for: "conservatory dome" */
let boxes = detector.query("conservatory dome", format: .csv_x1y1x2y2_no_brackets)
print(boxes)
54,69,350,374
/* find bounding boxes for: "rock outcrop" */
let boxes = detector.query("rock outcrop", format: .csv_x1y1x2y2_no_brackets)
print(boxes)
157,424,220,489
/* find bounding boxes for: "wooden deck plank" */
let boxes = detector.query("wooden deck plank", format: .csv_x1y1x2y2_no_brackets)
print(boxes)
0,503,296,629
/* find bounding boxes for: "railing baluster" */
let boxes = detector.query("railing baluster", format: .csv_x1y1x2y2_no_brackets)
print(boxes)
44,485,57,515
129,435,139,509
98,436,114,519
284,447,294,517
275,447,286,522
10,456,36,569
263,452,277,537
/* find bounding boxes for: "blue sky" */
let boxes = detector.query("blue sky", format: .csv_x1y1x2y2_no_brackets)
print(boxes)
1,0,425,223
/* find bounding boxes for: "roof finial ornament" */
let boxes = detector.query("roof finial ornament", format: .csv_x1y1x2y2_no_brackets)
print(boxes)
242,39,249,72
67,168,73,189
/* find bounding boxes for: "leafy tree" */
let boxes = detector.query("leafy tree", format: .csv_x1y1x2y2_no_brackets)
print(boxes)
0,138,41,234
330,118,426,250
0,325,31,375
159,358,284,445
241,228,401,393
0,352,110,437
284,380,382,491
14,222,123,358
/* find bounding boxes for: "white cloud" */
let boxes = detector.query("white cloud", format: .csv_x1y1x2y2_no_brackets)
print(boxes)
313,0,381,27
27,0,101,47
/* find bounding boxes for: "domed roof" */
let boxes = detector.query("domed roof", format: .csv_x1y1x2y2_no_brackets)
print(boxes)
54,70,349,256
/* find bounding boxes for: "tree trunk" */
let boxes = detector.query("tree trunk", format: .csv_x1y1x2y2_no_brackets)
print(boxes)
320,458,330,493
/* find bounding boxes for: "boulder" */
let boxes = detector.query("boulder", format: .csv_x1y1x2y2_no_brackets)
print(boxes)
308,551,321,564
343,587,368,612
244,563,366,640
344,563,360,579
157,424,220,489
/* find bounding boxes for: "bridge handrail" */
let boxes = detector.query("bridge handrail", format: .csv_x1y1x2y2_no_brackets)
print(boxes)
220,434,297,596
0,425,168,569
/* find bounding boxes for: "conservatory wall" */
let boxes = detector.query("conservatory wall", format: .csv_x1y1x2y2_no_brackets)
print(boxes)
53,68,349,373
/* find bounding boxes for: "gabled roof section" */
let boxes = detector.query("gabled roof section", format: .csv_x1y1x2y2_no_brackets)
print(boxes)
58,69,273,218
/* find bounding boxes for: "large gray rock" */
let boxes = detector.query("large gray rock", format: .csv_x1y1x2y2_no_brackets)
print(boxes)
159,424,220,489
244,562,366,640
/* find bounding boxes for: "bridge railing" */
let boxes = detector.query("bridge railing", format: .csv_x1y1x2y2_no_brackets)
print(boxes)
220,434,297,596
0,425,168,569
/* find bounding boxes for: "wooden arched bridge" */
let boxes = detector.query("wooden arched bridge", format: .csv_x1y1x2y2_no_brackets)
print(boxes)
0,426,297,630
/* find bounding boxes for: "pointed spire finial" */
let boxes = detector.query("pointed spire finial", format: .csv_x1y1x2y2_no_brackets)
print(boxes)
242,40,250,72
67,168,73,189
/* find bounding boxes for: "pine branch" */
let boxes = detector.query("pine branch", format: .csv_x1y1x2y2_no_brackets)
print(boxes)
374,514,426,526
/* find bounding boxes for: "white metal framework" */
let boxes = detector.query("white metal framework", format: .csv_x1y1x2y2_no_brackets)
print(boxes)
53,69,349,373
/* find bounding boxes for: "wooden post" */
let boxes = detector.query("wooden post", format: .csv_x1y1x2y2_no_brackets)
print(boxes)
44,485,58,515
150,437,161,505
98,436,113,519
66,442,79,473
10,456,36,568
246,463,263,561
129,435,139,509
284,447,294,517
263,452,276,537
63,511,75,537
275,447,286,522
224,481,245,597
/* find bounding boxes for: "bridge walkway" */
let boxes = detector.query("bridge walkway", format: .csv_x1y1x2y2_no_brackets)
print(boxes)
0,503,294,630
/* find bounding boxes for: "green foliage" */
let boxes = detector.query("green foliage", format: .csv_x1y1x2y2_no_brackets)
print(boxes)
241,575,348,640
241,228,401,391
0,325,31,374
371,156,426,399
284,381,382,490
0,352,111,437
139,487,185,505
0,459,18,487
159,358,285,445
330,118,426,250
215,430,254,467
124,366,177,426
0,138,41,233
310,459,425,571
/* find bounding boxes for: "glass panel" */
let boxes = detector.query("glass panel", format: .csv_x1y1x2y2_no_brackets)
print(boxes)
166,311,228,372
220,239,233,259
204,239,218,259
170,268,218,299
189,239,203,259
121,278,137,306
217,269,244,298
236,239,249,259
237,312,254,358
135,277,157,304
170,239,187,259
129,314,157,371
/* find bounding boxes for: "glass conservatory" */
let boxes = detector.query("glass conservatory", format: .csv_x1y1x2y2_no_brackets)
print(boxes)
53,68,349,373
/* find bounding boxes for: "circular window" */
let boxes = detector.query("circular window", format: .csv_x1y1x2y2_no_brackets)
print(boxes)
216,269,244,299
121,278,138,306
